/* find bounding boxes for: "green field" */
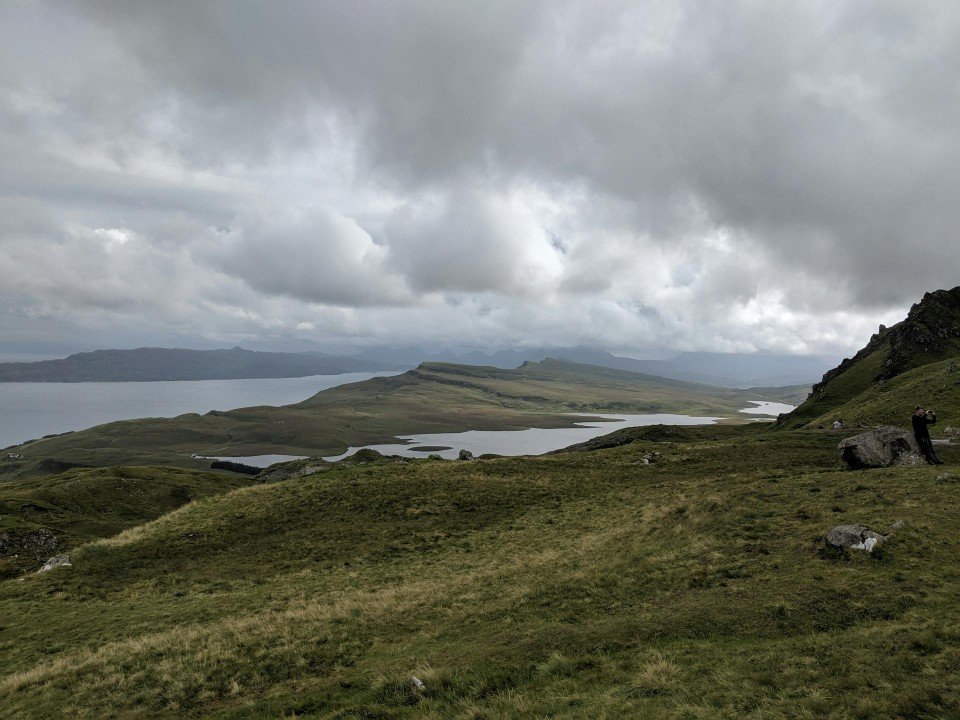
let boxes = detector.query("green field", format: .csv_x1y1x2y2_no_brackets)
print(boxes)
2,359,782,478
1,425,959,718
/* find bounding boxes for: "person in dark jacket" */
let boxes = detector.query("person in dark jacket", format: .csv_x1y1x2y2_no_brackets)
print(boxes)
912,406,943,465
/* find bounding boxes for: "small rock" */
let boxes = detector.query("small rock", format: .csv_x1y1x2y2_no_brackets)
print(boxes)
890,520,905,531
38,555,71,572
408,676,425,692
427,454,443,460
458,449,474,461
825,525,886,552
937,473,958,483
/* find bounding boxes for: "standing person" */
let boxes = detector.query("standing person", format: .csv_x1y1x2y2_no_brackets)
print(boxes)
912,406,943,465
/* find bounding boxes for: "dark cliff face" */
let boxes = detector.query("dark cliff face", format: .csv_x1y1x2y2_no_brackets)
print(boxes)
782,286,960,427
815,286,960,392
879,287,960,380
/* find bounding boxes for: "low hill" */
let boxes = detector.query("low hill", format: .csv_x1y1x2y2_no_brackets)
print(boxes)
0,466,255,577
780,286,960,428
2,427,959,717
359,345,836,387
2,359,781,475
0,346,396,382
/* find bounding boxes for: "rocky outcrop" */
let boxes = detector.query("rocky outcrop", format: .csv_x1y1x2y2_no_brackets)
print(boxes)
0,528,63,577
458,449,474,461
838,426,925,469
779,286,960,427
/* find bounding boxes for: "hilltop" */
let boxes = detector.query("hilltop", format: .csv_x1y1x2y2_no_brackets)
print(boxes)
1,359,781,477
780,286,960,429
0,346,397,382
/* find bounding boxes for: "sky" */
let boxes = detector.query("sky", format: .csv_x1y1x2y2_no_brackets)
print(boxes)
1,0,958,358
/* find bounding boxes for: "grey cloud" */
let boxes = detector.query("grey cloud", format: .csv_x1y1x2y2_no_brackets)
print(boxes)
204,204,412,307
0,0,957,355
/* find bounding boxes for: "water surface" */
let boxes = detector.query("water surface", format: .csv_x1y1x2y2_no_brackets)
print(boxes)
0,371,400,448
320,413,721,462
740,401,796,416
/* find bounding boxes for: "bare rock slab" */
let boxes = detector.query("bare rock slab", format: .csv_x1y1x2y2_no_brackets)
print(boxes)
838,426,925,469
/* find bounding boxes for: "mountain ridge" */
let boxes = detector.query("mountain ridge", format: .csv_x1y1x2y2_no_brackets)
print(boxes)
780,286,960,428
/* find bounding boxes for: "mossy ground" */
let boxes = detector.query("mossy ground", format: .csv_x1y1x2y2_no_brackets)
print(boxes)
0,466,255,577
2,426,959,718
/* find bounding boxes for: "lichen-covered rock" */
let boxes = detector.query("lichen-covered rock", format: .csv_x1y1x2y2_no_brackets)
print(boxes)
838,426,925,469
825,525,886,552
458,449,474,460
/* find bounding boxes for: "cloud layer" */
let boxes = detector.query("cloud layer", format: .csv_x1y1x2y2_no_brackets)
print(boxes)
1,1,958,355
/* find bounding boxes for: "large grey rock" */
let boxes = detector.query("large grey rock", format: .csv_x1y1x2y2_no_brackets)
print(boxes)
38,554,71,572
838,426,925,469
458,449,474,461
825,525,886,552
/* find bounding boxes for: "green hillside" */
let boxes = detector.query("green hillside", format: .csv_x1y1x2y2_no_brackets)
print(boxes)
3,359,775,477
782,287,960,428
798,356,960,431
1,427,959,718
0,466,256,578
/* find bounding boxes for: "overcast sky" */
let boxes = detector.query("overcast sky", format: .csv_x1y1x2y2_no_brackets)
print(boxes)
1,1,958,357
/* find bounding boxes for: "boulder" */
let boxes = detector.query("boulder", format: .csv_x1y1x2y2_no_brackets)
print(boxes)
458,449,474,461
838,426,925,469
825,525,886,552
38,554,71,572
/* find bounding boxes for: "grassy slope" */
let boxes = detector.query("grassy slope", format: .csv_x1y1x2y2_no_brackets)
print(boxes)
799,356,960,430
0,466,256,577
779,349,890,428
2,427,959,718
3,359,769,474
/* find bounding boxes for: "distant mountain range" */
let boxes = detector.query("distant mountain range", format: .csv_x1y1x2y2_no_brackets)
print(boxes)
355,346,838,388
0,343,837,386
0,347,399,382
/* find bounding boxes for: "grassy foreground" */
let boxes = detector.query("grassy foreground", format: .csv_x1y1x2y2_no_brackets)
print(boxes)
2,425,959,718
2,359,774,476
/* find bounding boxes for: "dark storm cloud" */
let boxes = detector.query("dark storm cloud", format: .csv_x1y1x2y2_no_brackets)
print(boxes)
0,0,957,353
